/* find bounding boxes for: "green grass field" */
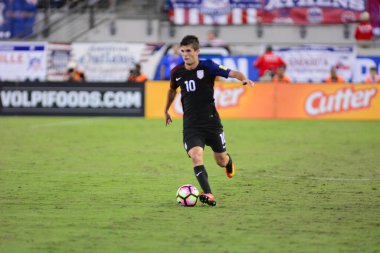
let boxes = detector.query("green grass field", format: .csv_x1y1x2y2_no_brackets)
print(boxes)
1,117,379,253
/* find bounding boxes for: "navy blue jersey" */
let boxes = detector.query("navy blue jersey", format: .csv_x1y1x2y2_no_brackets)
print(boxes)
170,59,231,129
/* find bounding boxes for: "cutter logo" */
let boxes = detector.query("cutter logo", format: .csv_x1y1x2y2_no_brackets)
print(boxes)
304,87,377,116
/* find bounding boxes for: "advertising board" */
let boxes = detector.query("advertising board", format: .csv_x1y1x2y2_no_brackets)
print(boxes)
146,81,380,120
0,82,145,116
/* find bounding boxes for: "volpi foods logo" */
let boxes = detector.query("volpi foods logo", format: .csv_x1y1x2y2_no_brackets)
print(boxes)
305,87,377,116
0,89,142,109
174,85,245,114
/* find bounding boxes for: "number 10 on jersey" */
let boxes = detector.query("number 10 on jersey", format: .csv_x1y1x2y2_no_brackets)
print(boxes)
185,80,196,92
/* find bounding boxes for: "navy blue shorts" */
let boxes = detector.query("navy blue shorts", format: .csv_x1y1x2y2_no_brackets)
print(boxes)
183,128,226,153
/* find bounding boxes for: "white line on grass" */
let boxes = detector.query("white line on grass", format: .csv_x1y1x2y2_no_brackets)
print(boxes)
30,117,108,129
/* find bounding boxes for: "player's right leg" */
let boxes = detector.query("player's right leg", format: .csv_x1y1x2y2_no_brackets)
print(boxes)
184,130,216,206
188,147,211,193
199,193,216,206
188,147,217,206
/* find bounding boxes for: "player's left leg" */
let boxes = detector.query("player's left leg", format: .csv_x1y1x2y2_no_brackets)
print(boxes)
206,129,236,178
214,152,235,178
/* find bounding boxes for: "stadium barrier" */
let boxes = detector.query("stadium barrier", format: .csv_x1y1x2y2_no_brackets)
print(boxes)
1,81,378,120
146,81,380,120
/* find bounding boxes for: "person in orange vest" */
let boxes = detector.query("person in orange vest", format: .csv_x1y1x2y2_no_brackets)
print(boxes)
364,67,380,84
272,65,292,83
325,67,345,84
127,63,148,83
66,62,86,82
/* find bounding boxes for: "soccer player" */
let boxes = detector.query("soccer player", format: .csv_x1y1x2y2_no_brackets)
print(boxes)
164,35,254,206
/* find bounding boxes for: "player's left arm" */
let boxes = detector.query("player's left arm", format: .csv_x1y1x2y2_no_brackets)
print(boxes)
229,70,254,87
207,60,254,87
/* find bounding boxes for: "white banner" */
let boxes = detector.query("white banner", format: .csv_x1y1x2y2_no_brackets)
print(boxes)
71,43,147,82
274,45,357,83
0,42,48,82
47,43,71,81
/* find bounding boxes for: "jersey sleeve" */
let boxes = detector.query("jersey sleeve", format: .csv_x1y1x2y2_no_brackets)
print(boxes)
205,59,231,78
169,65,180,90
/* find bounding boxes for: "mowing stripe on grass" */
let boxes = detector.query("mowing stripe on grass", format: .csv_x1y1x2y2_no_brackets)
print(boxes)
29,117,108,129
254,175,380,181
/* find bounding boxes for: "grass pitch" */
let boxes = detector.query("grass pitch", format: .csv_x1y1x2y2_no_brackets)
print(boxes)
0,117,379,253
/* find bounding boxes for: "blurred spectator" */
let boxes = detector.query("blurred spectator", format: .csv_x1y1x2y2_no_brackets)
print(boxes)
355,11,373,48
128,63,147,82
160,44,183,80
202,30,226,47
272,65,291,83
254,45,286,82
66,61,85,82
364,67,380,84
325,67,345,84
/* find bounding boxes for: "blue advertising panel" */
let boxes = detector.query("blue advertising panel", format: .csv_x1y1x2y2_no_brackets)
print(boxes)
155,52,380,83
355,56,380,83
154,55,259,81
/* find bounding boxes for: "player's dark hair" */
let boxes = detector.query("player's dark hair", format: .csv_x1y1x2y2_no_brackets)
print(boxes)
180,35,200,50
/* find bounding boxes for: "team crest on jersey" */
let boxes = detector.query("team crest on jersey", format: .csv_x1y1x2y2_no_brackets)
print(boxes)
197,70,204,79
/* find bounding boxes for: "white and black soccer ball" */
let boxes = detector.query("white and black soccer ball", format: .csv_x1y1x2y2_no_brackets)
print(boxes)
176,184,199,207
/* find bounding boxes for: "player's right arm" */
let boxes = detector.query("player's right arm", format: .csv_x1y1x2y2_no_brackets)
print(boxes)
164,88,176,126
165,64,183,125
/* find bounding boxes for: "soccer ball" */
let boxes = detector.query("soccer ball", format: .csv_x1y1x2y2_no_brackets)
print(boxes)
176,184,199,207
